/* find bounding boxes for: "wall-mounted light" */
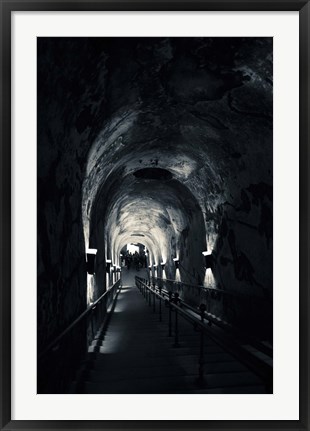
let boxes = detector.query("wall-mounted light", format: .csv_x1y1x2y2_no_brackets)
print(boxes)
153,264,157,270
148,265,152,270
113,264,117,273
202,250,213,269
86,249,97,275
161,262,165,270
173,258,179,269
106,259,112,273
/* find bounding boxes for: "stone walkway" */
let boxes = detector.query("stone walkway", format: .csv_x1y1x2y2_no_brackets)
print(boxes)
75,268,265,394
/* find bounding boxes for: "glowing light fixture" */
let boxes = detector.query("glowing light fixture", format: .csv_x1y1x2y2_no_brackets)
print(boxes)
153,264,157,270
161,262,166,270
173,258,179,269
86,249,97,275
87,248,97,254
202,250,213,269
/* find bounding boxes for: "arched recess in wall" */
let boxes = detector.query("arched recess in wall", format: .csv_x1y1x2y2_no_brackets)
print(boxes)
85,164,208,298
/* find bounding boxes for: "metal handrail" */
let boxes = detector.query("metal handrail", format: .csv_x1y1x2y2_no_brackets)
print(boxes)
153,276,269,300
153,276,272,345
156,284,272,357
136,276,272,391
38,278,121,360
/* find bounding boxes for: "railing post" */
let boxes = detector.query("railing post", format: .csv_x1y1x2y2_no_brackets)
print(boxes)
159,286,162,322
198,303,206,385
90,306,95,339
168,291,173,337
153,285,156,312
98,300,102,326
173,292,180,347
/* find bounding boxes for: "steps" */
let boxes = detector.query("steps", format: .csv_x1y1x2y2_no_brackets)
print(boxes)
71,269,268,394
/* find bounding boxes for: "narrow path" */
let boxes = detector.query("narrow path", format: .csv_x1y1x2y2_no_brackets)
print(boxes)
75,269,265,394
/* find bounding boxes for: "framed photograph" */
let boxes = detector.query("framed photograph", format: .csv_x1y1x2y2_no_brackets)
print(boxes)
1,1,309,430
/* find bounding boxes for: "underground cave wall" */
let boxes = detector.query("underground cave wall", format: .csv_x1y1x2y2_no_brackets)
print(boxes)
201,182,273,341
161,178,273,342
175,208,207,287
37,38,108,351
36,139,89,391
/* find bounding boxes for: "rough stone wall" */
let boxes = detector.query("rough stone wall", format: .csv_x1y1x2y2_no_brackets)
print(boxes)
37,38,108,349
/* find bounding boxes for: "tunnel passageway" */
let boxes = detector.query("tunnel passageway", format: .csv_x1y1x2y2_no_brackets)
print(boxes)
37,37,273,394
71,268,266,394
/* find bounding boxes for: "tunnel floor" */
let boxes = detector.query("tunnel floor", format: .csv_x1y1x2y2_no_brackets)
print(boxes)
72,269,266,394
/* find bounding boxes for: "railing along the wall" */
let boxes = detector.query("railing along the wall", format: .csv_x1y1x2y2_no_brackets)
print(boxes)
38,278,121,393
136,276,272,392
152,276,272,342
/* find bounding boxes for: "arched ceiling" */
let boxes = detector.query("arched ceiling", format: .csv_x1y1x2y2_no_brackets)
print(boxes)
106,177,204,262
80,37,272,268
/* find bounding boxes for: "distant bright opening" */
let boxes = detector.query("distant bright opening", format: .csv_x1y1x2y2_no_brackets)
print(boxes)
127,243,140,254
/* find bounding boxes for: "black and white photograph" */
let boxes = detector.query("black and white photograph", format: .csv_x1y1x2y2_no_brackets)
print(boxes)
37,37,273,394
36,37,273,395
1,0,309,428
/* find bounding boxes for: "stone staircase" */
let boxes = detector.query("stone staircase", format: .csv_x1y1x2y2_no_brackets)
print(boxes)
70,270,269,394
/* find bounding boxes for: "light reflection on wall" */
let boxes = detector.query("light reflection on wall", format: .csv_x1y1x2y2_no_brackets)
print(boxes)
206,233,217,253
175,268,181,282
87,274,94,305
204,267,216,288
160,261,166,280
162,267,166,280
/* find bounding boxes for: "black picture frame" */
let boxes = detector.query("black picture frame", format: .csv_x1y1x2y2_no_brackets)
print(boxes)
1,1,309,429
